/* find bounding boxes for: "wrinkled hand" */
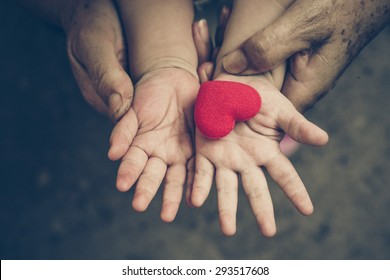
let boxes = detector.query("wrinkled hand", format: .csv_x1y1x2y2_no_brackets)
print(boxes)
187,73,329,237
222,0,390,111
108,68,199,222
65,0,133,120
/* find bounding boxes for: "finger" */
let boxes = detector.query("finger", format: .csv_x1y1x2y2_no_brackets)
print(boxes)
216,168,238,236
279,135,300,157
161,163,186,222
241,167,276,237
132,157,167,212
68,34,133,121
108,109,138,161
276,98,329,146
186,157,195,207
266,152,314,216
191,154,215,207
197,62,214,83
116,146,148,192
215,6,230,49
222,0,332,74
193,19,212,65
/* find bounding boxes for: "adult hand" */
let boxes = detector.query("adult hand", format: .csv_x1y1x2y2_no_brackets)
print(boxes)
65,0,133,120
222,0,390,111
65,0,211,121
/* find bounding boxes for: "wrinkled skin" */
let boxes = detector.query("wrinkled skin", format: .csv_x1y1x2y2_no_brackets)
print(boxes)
222,0,390,111
65,0,133,120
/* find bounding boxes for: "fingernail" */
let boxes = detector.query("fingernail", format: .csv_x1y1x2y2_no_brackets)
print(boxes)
109,93,123,119
222,50,249,74
198,19,209,43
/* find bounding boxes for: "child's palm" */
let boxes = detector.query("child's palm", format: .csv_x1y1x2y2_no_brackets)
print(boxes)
189,74,328,236
109,68,198,222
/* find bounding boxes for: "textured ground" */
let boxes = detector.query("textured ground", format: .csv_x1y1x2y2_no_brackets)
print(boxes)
1,2,389,259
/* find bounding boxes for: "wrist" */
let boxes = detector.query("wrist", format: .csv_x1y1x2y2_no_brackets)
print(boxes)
133,56,198,83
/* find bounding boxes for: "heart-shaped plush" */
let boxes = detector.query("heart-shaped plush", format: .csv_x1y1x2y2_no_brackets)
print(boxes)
194,80,262,139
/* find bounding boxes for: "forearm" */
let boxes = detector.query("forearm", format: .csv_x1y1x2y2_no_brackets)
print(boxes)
340,0,390,63
116,0,198,81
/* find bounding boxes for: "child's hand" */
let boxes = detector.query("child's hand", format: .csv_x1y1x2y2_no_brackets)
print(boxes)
188,73,328,237
108,68,198,222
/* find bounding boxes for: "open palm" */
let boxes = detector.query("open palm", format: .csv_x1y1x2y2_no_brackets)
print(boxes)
189,74,329,236
109,68,199,222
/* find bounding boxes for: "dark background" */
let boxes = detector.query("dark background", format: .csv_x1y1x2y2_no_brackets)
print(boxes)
1,1,389,259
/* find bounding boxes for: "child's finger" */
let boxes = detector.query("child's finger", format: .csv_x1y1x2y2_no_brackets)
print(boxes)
216,168,238,236
185,157,196,207
108,109,138,161
241,166,276,237
161,163,186,222
191,155,215,207
265,152,314,216
132,157,167,212
277,99,329,146
116,146,148,192
197,62,214,83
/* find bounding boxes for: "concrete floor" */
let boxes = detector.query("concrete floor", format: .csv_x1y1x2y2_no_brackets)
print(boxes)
0,2,389,259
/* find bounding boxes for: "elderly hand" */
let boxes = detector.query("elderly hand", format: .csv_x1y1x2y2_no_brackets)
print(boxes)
222,0,390,111
64,0,133,120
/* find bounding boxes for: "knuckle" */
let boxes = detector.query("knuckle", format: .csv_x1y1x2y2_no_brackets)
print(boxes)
120,157,143,174
165,178,184,189
136,186,155,200
216,181,236,195
246,188,268,201
140,173,161,189
245,33,275,70
278,170,297,189
194,166,212,178
95,68,111,94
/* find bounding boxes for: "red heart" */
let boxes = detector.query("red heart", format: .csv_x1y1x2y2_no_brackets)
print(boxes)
194,80,262,139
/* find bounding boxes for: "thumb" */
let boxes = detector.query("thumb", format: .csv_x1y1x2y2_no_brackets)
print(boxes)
222,0,331,74
93,55,134,121
277,98,329,147
68,36,133,121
